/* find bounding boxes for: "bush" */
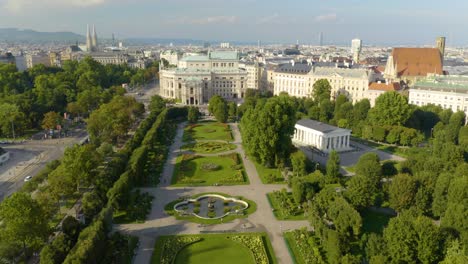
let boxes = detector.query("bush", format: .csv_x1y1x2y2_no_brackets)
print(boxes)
193,208,200,214
158,237,202,264
201,162,220,171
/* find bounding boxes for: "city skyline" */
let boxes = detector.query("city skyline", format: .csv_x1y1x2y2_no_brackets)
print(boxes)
0,0,467,46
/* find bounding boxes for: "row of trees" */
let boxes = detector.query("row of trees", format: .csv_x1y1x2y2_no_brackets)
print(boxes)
0,58,153,138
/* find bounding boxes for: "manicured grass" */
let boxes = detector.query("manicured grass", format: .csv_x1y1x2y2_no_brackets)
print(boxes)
361,208,393,234
266,192,306,220
172,153,248,186
164,192,257,225
181,141,236,154
284,232,302,264
151,233,277,264
350,136,412,158
175,236,254,264
252,160,285,184
183,121,233,142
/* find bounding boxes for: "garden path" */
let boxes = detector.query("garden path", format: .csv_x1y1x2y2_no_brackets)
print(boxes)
115,121,310,264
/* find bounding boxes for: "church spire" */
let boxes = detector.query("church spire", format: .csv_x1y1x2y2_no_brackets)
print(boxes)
91,24,98,51
86,24,92,52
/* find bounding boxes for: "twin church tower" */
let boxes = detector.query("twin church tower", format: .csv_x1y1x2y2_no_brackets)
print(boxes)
86,24,98,52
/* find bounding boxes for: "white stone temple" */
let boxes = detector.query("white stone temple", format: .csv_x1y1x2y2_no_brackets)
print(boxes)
293,119,352,153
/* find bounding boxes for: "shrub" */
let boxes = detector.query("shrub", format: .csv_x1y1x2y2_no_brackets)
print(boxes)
159,237,202,264
201,162,220,171
193,208,200,214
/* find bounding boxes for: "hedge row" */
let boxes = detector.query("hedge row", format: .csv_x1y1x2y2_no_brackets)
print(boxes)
63,107,187,263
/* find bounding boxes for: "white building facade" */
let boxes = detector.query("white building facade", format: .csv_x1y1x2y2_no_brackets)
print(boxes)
293,119,352,153
409,75,468,116
273,63,375,102
159,51,248,105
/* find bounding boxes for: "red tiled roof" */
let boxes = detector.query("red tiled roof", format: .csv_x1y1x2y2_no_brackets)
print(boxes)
369,82,401,91
392,48,442,77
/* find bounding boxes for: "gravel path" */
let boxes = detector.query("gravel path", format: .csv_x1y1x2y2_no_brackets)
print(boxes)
115,121,310,264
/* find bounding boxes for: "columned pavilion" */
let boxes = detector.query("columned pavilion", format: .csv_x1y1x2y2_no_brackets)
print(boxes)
292,119,352,153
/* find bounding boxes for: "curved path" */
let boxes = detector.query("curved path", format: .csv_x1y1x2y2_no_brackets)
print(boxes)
115,121,309,264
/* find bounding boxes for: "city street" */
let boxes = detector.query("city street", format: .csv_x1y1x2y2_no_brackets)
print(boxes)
0,130,88,201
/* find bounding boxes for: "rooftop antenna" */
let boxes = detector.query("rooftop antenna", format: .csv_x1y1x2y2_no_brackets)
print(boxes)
112,33,115,46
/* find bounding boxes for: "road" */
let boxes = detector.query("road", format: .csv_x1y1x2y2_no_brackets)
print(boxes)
115,121,310,264
0,130,88,201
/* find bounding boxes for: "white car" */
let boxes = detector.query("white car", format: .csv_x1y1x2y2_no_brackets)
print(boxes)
24,176,32,182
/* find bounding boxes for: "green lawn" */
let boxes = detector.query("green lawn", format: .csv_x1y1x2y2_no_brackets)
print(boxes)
164,192,257,225
172,153,248,186
267,192,306,220
183,121,233,142
175,236,254,264
181,141,236,154
253,160,285,184
151,233,277,264
361,208,394,234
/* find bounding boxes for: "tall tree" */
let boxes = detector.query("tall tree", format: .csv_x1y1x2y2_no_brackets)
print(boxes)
312,79,332,103
187,106,199,123
389,174,417,212
41,111,62,130
208,95,228,123
368,91,412,126
326,150,340,183
0,193,49,258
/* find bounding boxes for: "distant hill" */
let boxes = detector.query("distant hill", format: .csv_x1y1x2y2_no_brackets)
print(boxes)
0,28,84,44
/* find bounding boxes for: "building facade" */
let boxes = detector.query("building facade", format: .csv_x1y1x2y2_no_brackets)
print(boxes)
159,51,248,105
160,50,182,66
25,53,51,68
293,119,352,153
409,75,468,116
273,62,375,102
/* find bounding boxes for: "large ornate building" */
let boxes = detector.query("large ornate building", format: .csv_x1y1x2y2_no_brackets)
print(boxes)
409,75,468,117
273,62,376,103
159,51,248,105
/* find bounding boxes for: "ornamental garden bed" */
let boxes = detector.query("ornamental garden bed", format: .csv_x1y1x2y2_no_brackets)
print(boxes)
172,153,248,186
267,190,306,220
181,141,236,154
183,121,233,142
151,233,277,264
164,192,257,224
284,228,325,264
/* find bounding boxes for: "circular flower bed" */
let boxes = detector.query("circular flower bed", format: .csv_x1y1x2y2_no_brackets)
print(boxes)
201,162,220,171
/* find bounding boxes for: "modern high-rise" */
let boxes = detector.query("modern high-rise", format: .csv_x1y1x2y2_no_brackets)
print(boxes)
351,39,362,63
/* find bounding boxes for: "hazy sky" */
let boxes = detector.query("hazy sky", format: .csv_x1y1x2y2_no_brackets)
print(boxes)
0,0,466,45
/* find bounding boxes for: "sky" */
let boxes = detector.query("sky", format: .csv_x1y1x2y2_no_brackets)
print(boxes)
0,0,467,46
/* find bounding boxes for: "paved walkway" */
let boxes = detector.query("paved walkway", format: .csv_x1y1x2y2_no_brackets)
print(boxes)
115,122,309,264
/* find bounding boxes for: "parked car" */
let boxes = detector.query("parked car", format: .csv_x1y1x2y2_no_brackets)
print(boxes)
24,175,32,182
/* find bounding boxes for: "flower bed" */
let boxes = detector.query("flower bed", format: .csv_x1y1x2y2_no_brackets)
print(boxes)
159,236,202,264
228,235,269,264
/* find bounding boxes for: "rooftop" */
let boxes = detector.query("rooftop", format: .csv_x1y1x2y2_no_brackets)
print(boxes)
276,63,312,74
413,75,468,93
209,51,239,60
369,82,401,91
392,48,443,77
296,119,351,134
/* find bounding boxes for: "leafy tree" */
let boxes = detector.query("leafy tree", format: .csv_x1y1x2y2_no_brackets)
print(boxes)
208,95,228,123
372,126,386,142
291,151,307,177
326,150,340,183
42,111,62,130
149,95,166,113
386,126,402,144
355,153,382,183
346,175,377,209
319,99,334,122
458,126,468,151
241,95,297,166
383,212,417,263
389,174,417,212
39,234,72,264
62,216,81,242
413,216,443,264
368,91,412,126
312,79,332,103
187,106,199,123
82,191,104,223
0,102,27,137
228,101,238,120
352,99,370,125
440,240,468,264
0,192,49,258
87,95,144,144
432,172,452,217
365,233,386,261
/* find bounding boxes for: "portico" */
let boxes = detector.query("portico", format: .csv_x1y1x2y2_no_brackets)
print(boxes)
293,119,352,153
